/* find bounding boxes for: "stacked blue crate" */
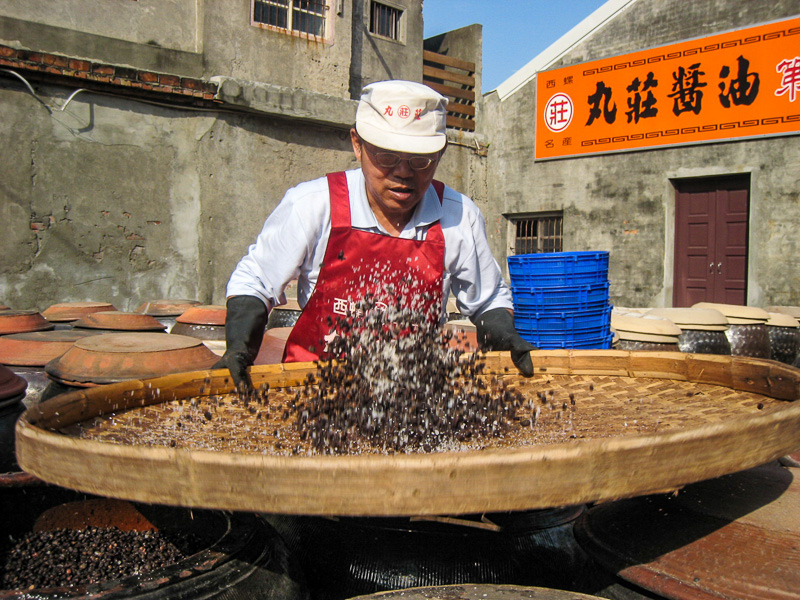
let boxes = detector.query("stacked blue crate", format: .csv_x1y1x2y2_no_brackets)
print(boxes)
507,251,613,349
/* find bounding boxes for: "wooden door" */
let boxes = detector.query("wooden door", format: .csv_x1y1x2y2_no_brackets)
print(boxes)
673,176,749,307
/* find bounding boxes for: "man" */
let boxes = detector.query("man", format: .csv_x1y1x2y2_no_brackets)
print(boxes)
216,80,535,389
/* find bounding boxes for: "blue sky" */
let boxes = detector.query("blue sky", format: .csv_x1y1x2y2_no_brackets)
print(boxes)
422,0,608,93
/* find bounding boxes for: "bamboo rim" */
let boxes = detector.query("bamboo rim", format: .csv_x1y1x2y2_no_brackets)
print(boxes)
15,350,800,516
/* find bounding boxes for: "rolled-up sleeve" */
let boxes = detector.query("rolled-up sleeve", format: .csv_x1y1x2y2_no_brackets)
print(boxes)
441,189,513,318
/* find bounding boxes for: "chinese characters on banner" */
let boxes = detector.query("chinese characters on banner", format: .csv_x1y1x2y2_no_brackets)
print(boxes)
535,17,800,160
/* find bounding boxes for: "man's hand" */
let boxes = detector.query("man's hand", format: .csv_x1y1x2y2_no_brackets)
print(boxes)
213,295,269,392
473,307,537,376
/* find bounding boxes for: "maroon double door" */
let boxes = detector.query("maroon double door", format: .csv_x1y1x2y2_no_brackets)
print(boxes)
673,175,750,307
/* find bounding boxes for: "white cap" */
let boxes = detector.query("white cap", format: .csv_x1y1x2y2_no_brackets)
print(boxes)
355,80,448,154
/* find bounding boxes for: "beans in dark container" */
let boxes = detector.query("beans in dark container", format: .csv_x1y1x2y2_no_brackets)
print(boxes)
1,526,199,589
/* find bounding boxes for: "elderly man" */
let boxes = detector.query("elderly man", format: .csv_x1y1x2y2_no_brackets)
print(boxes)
216,80,534,388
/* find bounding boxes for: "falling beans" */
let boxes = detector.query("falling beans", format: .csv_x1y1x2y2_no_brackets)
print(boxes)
288,294,526,455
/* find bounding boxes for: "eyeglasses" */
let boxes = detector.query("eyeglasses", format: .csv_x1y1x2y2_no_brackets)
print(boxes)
362,142,439,171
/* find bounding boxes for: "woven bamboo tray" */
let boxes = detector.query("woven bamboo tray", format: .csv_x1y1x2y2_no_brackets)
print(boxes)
16,351,800,516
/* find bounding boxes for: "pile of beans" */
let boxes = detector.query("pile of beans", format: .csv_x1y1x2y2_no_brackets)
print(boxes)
1,527,193,589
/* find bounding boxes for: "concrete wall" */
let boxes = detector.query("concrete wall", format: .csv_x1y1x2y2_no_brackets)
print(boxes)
202,0,353,96
0,78,487,312
0,0,453,311
485,0,800,308
0,81,359,311
1,0,426,99
350,0,424,95
0,0,200,53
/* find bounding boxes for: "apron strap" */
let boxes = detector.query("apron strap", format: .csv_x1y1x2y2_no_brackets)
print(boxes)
327,172,351,229
432,180,445,203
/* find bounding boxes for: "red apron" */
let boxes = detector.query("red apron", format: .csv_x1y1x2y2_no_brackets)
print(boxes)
282,171,445,362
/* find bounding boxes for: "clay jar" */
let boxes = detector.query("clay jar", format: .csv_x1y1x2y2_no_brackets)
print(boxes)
693,302,771,359
646,307,731,355
135,299,202,333
266,298,302,330
765,312,800,365
171,305,227,340
41,302,117,330
611,311,681,352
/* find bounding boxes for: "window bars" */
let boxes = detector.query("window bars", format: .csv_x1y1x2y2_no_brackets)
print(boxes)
513,214,563,254
369,2,402,40
253,0,327,39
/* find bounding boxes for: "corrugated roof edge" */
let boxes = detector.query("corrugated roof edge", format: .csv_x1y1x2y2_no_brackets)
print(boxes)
494,0,639,101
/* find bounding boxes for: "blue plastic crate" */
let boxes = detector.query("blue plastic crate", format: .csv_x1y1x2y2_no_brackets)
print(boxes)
519,331,614,350
508,251,609,286
515,324,611,345
511,282,610,311
514,304,612,332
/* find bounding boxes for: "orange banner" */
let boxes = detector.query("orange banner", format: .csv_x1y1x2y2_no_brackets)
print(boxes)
535,17,800,160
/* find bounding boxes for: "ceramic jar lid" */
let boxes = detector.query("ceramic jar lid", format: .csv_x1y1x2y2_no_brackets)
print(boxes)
646,307,729,331
768,306,800,320
692,302,770,325
73,311,167,332
766,312,800,328
176,305,226,326
254,327,293,365
0,311,55,335
0,364,26,403
0,329,101,367
611,313,682,343
203,340,226,357
612,306,650,315
45,332,220,386
135,299,201,317
41,302,117,323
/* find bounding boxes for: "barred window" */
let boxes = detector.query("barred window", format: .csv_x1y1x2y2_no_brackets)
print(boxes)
511,213,563,255
253,0,327,39
369,1,402,40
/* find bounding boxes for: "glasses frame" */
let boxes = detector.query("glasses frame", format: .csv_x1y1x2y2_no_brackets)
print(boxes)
361,140,440,171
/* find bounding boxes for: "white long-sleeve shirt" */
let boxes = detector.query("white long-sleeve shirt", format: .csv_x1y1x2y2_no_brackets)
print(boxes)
226,169,513,319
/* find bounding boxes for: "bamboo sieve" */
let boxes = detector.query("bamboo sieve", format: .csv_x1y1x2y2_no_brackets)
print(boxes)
15,350,800,516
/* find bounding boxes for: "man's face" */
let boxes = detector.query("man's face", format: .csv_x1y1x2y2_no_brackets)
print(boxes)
351,129,444,221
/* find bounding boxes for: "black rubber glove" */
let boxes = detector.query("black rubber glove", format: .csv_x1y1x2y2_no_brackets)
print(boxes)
213,295,269,391
473,308,537,376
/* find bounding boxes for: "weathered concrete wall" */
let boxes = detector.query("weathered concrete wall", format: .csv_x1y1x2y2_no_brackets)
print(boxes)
0,0,445,311
0,78,488,312
349,0,424,95
202,1,353,97
0,0,426,99
437,131,492,239
0,0,199,53
0,82,356,311
485,0,800,308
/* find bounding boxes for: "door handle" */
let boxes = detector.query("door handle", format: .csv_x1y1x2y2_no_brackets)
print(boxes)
709,263,714,274
717,262,722,275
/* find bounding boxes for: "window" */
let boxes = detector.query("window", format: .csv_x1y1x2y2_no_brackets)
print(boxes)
253,0,328,39
510,213,563,255
369,1,402,40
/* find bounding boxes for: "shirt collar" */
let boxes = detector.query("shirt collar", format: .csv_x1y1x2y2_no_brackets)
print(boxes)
351,169,443,234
